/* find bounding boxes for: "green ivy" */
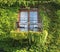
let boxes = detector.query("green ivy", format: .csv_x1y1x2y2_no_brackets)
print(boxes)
0,1,60,52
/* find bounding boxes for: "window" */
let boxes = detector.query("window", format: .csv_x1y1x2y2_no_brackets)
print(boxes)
20,11,28,31
17,9,40,31
30,11,38,31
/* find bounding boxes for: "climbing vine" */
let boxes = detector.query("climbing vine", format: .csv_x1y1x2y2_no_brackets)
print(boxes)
0,0,60,52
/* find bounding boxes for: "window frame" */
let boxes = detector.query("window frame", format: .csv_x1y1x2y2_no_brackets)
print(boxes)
17,8,39,31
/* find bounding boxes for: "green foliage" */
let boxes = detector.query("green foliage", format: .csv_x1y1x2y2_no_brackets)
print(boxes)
40,8,50,30
0,1,60,52
55,0,60,4
10,31,28,40
10,30,48,46
16,49,27,52
0,8,18,40
0,0,58,7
